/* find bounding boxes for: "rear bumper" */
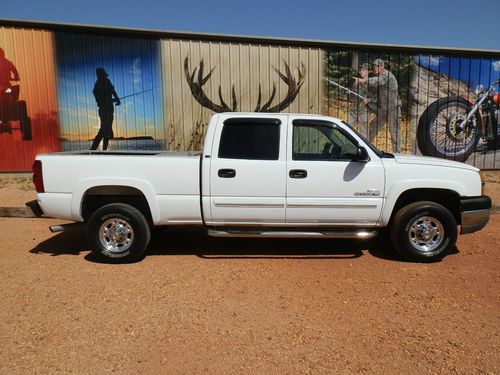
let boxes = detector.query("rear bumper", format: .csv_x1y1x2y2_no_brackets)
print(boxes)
26,200,44,218
460,196,491,234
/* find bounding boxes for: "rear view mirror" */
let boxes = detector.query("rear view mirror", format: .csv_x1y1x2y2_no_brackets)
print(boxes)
355,146,370,162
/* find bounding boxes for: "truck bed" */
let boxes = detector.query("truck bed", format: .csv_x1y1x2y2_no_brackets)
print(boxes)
37,151,203,225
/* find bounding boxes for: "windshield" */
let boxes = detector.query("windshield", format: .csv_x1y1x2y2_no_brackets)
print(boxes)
341,121,393,158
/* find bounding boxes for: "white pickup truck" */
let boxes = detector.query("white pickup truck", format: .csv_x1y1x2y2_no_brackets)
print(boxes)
28,113,491,262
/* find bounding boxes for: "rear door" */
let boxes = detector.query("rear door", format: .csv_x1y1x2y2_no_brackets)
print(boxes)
207,115,287,225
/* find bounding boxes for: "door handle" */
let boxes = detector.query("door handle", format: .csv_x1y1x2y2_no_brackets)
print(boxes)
289,169,307,179
218,168,236,178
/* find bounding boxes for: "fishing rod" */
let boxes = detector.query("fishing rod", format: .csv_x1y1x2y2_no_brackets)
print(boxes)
118,87,158,100
324,77,367,101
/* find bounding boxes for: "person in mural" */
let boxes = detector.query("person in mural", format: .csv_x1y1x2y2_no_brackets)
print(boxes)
0,47,19,89
90,67,121,151
348,63,375,138
354,59,401,152
0,47,20,120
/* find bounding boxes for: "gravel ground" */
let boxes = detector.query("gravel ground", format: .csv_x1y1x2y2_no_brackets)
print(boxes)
0,215,498,374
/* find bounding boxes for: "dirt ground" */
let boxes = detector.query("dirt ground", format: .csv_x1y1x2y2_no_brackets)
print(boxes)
0,172,498,373
0,215,498,374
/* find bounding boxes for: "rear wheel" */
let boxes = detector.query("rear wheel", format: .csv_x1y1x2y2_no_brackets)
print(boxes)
86,203,151,262
390,201,457,262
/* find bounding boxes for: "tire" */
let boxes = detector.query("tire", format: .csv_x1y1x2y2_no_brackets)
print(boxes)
390,201,457,262
416,97,480,162
86,203,151,262
18,101,32,140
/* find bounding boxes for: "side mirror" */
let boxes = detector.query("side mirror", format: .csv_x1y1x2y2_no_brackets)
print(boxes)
355,146,370,162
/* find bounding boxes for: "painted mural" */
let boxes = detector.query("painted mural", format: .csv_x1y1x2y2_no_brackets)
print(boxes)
0,26,60,171
55,32,164,151
412,55,500,168
0,22,498,171
324,49,500,168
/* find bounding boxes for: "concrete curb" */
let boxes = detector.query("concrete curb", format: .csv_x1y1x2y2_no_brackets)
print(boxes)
1,205,500,218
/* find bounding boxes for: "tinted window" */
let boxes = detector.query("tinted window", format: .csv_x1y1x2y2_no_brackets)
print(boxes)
218,120,280,160
293,122,358,161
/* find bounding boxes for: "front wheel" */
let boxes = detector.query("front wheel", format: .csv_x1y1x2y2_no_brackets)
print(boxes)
417,97,480,161
390,201,457,262
86,203,151,262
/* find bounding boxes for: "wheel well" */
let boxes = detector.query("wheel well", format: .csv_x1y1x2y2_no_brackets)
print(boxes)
81,186,152,222
390,188,461,225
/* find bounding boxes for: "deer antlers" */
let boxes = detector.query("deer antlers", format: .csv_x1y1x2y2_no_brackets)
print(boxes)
184,57,306,113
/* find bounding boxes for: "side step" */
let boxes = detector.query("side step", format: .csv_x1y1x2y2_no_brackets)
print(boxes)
208,229,378,239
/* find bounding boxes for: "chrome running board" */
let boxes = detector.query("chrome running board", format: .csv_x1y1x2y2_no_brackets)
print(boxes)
208,229,377,239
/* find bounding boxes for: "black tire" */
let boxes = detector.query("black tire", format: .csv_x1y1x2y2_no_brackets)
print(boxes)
18,100,32,140
86,203,151,262
390,201,457,262
416,97,480,161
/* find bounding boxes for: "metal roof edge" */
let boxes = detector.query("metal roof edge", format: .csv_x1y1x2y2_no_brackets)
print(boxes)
0,18,499,56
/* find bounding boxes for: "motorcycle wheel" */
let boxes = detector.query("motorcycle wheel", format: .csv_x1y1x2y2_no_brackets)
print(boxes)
417,97,480,162
18,101,32,141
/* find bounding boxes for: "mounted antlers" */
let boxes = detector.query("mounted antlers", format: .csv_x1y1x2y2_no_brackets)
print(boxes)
184,57,306,113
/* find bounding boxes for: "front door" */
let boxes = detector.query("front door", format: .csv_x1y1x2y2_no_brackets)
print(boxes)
286,118,385,226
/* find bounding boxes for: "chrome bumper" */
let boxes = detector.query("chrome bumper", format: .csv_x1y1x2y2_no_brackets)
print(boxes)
460,196,491,234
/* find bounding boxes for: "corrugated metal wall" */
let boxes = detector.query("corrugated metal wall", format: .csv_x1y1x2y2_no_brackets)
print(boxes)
0,21,499,170
0,26,60,171
162,39,324,150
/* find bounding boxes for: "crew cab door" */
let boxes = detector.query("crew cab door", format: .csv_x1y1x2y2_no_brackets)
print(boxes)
206,115,287,225
286,118,385,225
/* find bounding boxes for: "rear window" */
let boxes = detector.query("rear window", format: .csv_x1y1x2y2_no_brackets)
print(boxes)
218,119,281,160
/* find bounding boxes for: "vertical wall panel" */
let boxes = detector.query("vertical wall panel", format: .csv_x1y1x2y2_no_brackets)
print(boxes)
0,27,60,171
162,39,324,150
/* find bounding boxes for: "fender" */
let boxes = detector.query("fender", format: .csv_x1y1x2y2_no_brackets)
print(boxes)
71,177,160,224
379,179,465,226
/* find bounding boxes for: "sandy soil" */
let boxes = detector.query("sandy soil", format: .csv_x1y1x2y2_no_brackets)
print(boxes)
0,215,498,374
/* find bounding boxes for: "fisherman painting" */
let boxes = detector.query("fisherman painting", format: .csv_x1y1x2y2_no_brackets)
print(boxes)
90,68,121,151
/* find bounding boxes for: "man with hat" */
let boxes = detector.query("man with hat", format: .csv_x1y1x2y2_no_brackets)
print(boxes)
348,63,374,138
90,67,121,151
354,59,401,152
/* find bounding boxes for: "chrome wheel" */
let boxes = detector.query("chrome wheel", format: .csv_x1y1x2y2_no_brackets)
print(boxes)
408,216,444,252
429,102,477,157
99,218,134,253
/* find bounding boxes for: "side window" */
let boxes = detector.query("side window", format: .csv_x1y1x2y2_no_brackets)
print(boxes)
293,122,358,161
218,119,280,160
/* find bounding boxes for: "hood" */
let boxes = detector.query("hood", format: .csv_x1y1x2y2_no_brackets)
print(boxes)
393,154,479,171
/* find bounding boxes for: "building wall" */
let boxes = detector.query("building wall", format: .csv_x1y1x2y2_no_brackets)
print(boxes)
0,26,60,171
0,21,498,171
162,39,324,150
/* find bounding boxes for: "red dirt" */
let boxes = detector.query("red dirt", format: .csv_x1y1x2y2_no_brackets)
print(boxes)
0,215,498,374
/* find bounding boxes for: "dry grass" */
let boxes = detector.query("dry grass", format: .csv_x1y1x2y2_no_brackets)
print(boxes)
0,175,33,191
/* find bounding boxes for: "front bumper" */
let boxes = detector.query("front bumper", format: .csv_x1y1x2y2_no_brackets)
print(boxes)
460,195,491,234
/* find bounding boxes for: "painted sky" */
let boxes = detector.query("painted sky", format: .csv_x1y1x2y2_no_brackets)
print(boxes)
414,55,500,92
55,32,163,142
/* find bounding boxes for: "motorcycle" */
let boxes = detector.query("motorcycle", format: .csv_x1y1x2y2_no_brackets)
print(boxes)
0,82,32,140
417,79,500,161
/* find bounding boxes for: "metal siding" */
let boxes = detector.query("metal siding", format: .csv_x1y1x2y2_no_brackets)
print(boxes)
162,39,324,151
0,26,60,171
